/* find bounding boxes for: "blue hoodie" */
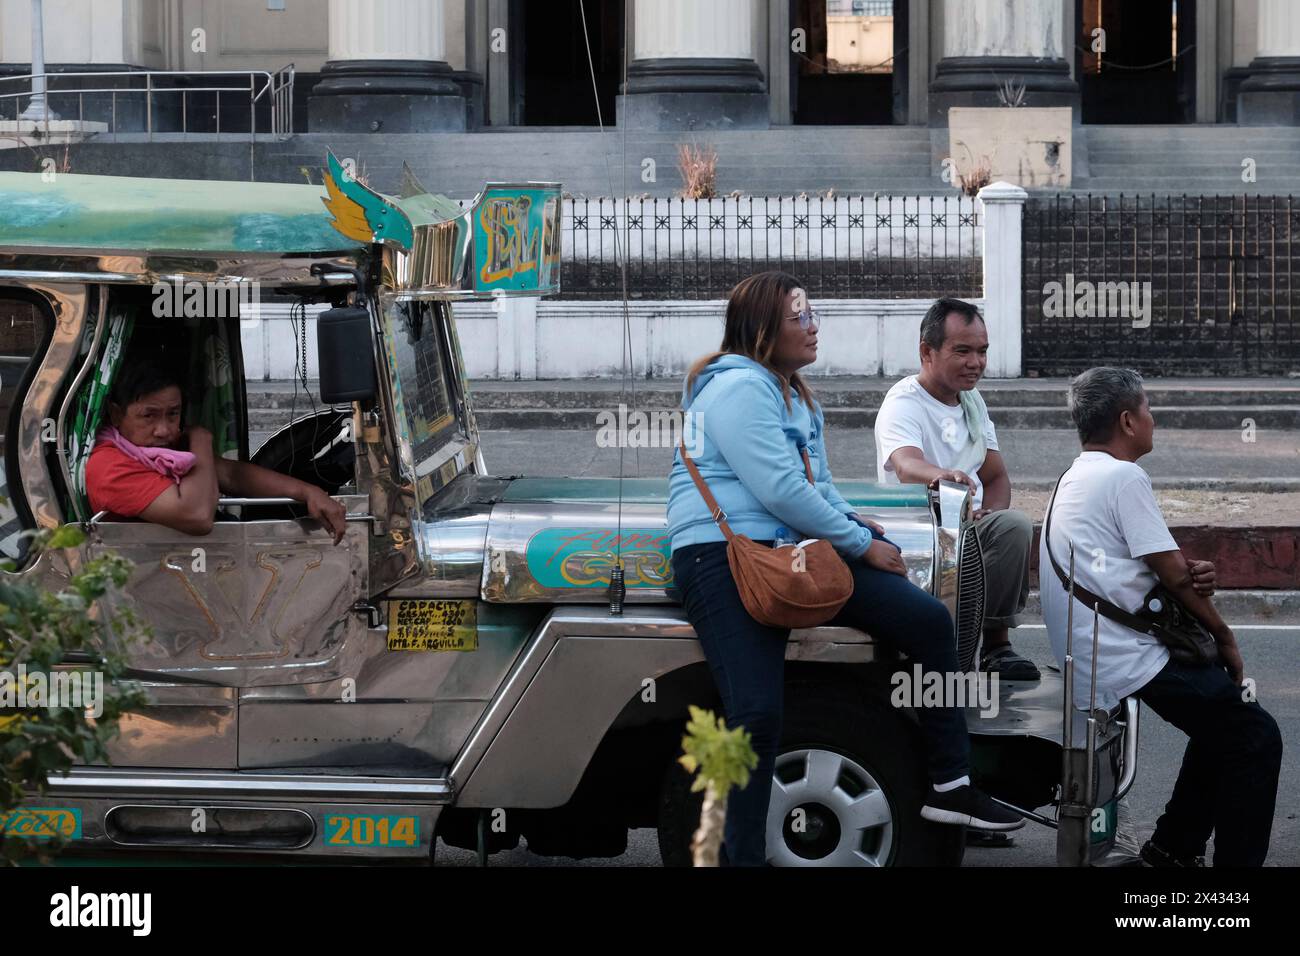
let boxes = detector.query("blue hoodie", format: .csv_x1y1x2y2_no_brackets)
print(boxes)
667,354,873,558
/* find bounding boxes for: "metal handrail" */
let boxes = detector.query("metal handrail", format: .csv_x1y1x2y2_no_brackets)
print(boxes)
0,65,295,137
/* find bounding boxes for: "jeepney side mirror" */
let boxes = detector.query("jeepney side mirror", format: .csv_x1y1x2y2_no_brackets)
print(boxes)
317,305,376,404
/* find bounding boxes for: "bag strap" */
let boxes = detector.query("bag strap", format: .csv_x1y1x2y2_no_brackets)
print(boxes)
1045,471,1159,637
678,439,815,541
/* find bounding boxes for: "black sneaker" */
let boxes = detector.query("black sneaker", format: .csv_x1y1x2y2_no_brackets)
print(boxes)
1140,839,1205,868
921,785,1026,831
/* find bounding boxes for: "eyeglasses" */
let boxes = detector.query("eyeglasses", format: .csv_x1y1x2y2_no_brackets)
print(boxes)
792,307,820,330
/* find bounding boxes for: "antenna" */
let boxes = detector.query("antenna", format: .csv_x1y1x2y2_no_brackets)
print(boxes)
579,0,635,616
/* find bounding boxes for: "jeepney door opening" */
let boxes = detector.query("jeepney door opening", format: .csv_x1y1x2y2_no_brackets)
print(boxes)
70,289,371,687
0,287,56,565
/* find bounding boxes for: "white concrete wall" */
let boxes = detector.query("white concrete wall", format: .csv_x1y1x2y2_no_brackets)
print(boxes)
240,302,325,382
240,297,985,383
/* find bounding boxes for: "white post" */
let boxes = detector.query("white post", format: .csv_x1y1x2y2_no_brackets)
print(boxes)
18,0,59,122
495,296,537,380
977,181,1027,379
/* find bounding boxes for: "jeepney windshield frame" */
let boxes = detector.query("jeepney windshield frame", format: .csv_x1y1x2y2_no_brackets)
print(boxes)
375,292,476,506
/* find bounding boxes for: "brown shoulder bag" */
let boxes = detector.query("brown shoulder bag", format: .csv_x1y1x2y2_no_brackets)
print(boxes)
678,439,854,628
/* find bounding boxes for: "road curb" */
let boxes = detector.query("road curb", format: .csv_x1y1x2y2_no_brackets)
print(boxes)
1029,525,1300,590
1024,589,1300,623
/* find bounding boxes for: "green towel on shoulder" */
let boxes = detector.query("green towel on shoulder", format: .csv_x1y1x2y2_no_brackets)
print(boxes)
947,388,989,480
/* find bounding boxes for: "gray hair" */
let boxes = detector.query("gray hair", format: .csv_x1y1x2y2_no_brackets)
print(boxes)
1068,367,1146,444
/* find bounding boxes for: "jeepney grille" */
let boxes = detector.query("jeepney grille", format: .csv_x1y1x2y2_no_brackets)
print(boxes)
954,525,986,673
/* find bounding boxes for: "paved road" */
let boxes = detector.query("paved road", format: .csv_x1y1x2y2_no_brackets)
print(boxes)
433,617,1300,868
249,424,1300,485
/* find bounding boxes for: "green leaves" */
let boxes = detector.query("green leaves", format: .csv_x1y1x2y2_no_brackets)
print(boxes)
0,528,146,864
678,705,758,797
45,525,86,550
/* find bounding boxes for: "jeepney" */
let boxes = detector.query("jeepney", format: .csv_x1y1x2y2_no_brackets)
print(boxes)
0,157,1134,866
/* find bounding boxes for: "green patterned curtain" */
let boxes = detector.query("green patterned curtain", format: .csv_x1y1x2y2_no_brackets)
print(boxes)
186,318,239,460
66,307,135,520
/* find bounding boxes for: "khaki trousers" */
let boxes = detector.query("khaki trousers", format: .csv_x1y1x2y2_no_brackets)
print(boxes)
974,508,1033,629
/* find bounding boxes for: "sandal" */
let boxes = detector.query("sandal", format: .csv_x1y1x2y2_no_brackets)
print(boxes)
979,645,1041,681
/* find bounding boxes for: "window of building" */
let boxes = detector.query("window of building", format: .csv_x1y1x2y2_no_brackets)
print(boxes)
519,0,623,126
1079,0,1194,124
794,0,904,125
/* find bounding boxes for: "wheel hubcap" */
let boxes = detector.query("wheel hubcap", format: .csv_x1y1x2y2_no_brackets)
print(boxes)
766,748,895,866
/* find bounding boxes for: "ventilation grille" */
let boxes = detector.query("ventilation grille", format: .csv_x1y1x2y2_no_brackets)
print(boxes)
954,525,986,672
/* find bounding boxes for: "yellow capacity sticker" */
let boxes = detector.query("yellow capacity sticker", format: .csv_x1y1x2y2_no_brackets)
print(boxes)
387,599,478,652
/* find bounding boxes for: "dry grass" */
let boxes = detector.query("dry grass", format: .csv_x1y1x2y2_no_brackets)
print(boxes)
677,143,718,199
958,156,993,197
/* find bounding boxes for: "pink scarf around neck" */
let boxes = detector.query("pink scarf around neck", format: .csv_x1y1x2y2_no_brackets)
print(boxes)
97,425,197,484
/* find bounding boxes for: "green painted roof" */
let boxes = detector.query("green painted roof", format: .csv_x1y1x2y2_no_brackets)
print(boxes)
0,171,365,255
503,477,930,509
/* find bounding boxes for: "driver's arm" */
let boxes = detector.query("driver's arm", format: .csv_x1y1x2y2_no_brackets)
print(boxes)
214,458,348,544
138,426,220,535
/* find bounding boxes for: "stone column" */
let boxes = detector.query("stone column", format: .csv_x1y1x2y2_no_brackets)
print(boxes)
309,0,466,132
1237,0,1300,125
928,0,1078,126
620,0,768,130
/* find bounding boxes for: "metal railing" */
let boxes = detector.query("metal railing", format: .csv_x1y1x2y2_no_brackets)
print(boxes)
1023,193,1300,375
560,195,982,300
0,65,295,139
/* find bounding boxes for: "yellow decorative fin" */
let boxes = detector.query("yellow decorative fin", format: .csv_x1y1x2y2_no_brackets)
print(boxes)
322,167,373,244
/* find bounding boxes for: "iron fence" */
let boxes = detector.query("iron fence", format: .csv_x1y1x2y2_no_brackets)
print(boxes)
1023,194,1300,375
560,195,982,300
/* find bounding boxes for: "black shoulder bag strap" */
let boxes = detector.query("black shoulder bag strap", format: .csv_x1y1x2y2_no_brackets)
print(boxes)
1044,471,1161,638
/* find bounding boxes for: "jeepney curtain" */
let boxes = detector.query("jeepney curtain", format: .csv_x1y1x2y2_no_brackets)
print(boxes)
186,318,239,460
66,306,134,521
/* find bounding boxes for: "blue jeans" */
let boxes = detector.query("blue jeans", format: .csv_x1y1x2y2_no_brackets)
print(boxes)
1136,659,1283,866
671,540,970,867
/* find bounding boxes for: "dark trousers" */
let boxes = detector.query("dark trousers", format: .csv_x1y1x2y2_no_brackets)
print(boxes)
671,540,970,867
1136,659,1283,866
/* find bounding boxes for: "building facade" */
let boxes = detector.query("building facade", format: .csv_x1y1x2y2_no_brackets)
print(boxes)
2,0,1299,131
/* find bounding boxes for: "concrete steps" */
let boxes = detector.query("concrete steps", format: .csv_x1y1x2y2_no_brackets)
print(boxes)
11,123,1300,197
269,129,946,197
245,378,1300,432
1076,126,1300,194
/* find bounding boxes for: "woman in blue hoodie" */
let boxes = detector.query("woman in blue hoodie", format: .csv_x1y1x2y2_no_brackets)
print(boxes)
668,271,1023,865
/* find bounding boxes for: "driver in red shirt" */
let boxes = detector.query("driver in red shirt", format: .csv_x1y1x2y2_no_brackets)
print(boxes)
85,359,347,543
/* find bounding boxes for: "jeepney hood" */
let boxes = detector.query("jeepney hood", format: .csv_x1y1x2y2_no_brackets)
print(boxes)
399,475,941,603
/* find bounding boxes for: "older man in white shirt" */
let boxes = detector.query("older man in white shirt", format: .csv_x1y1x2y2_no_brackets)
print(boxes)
1040,367,1281,866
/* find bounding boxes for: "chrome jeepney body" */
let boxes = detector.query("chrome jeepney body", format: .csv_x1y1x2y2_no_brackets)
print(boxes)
0,164,1131,866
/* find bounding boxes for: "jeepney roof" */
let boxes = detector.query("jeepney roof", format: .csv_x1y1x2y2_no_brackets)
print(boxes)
0,170,367,256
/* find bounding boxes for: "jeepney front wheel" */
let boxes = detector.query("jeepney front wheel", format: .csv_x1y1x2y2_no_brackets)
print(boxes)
657,680,965,867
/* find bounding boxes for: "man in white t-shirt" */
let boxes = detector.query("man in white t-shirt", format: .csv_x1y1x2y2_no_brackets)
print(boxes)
1041,367,1281,867
874,298,1039,680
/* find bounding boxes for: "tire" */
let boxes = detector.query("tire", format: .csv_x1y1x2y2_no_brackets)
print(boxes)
657,680,966,867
